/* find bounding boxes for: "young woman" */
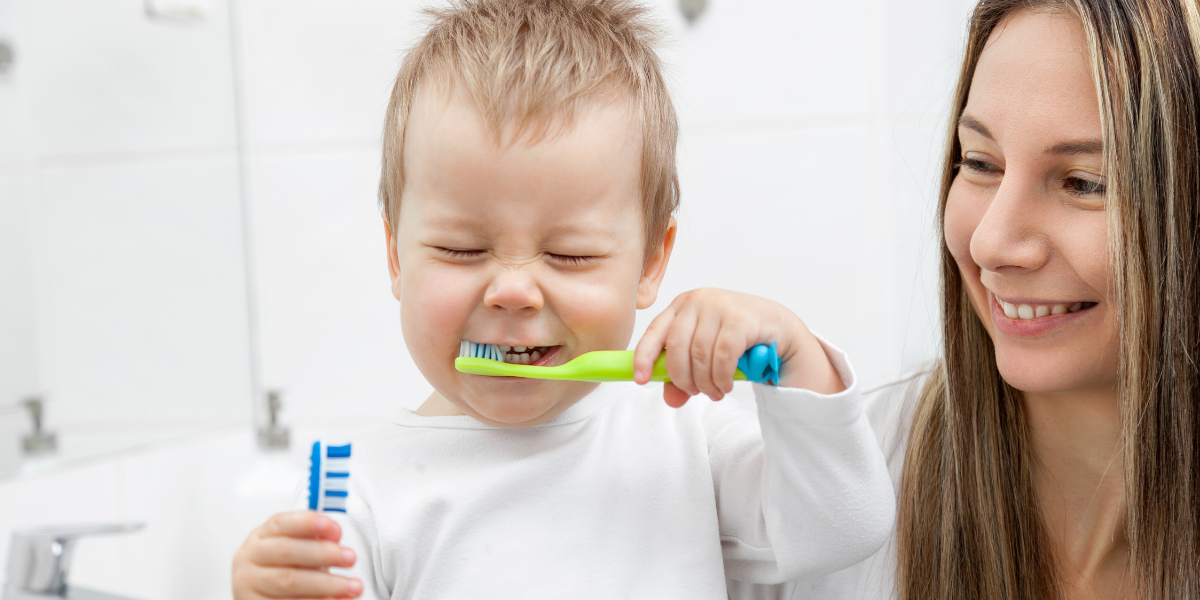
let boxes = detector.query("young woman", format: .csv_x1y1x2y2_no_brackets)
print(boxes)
732,1,1200,598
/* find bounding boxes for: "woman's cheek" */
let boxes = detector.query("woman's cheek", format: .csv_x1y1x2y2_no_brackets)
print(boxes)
943,176,982,268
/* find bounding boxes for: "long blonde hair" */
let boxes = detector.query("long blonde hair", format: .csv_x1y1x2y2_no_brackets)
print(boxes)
897,1,1200,598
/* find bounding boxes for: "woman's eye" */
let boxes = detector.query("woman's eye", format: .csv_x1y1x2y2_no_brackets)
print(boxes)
957,157,1001,174
436,247,485,259
549,254,594,265
1064,175,1106,197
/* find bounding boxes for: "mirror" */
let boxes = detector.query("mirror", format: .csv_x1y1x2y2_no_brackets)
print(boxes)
0,0,252,477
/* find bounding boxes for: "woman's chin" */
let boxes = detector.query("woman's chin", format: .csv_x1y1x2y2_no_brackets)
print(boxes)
994,347,1115,395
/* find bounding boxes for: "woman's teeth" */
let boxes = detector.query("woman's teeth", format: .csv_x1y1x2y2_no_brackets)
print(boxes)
999,300,1093,320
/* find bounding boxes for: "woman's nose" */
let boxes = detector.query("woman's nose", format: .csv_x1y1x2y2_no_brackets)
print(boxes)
483,267,545,314
969,173,1051,274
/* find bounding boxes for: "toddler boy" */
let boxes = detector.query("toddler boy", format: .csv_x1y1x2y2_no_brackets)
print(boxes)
232,0,893,597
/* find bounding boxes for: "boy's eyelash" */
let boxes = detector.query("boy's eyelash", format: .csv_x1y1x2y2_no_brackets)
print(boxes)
436,247,484,259
550,254,594,265
435,248,595,264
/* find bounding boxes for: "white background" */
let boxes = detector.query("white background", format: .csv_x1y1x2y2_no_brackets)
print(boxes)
0,0,973,596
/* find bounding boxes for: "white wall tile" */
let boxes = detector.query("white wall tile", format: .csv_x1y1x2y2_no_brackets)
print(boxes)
637,125,895,379
648,0,873,125
19,0,237,157
239,0,424,146
252,150,426,420
33,157,252,426
0,175,39,406
0,1,32,164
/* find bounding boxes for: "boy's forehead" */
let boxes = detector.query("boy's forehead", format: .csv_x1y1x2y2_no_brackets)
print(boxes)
406,81,640,152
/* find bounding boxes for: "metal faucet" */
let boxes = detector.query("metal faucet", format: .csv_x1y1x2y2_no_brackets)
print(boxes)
4,523,144,600
257,390,290,450
21,397,56,456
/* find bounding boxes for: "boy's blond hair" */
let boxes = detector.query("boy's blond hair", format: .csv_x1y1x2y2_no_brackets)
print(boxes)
379,0,679,254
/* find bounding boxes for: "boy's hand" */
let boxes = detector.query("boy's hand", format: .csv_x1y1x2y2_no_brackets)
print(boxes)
633,288,845,407
232,511,363,600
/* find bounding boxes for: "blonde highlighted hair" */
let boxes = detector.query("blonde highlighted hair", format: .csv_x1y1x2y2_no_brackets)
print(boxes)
898,0,1200,598
378,0,679,254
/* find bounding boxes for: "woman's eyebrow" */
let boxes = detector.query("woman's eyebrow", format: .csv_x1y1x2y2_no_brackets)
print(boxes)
1044,139,1103,155
958,114,994,140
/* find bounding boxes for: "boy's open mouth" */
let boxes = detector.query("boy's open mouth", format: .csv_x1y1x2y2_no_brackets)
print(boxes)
498,344,559,365
459,341,562,365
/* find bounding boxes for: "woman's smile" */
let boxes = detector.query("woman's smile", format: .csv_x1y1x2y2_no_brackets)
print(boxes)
988,291,1099,338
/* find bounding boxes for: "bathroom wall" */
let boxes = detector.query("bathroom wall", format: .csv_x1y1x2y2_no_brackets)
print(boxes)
0,0,975,596
0,0,252,448
244,0,977,426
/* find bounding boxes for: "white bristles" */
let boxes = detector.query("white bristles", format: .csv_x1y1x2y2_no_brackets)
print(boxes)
323,496,347,511
459,341,503,361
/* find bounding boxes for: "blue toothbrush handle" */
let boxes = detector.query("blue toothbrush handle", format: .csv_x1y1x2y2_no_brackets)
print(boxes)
737,342,781,385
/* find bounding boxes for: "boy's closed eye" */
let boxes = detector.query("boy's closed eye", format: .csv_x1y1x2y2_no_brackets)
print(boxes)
431,246,600,267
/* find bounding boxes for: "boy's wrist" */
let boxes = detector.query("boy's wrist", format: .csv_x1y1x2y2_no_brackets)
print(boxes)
777,321,846,394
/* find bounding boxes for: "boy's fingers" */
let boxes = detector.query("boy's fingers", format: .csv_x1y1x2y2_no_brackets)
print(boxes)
261,511,342,542
248,537,355,569
663,310,699,395
711,327,744,394
689,315,724,400
663,382,691,408
251,566,363,598
633,309,675,383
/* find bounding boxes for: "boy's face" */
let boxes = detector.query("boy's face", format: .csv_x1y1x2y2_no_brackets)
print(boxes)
387,86,674,428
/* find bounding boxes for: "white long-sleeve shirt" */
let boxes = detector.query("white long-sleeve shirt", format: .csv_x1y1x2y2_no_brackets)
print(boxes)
335,341,896,599
727,366,929,600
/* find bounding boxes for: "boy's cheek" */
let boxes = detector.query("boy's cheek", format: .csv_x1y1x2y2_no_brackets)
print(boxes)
551,276,639,349
401,267,481,346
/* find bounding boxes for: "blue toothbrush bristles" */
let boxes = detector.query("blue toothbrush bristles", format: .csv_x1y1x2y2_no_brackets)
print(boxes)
459,340,503,361
307,441,352,513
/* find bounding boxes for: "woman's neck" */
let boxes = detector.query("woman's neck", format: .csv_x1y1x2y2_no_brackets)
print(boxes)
1024,387,1131,599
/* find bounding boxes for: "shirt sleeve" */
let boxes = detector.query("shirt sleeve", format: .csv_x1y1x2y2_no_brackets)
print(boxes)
709,336,896,583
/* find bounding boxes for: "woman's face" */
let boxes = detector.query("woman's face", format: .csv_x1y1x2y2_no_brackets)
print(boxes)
944,9,1119,395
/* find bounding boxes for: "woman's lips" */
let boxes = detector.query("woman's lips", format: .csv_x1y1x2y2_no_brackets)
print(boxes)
989,294,1098,338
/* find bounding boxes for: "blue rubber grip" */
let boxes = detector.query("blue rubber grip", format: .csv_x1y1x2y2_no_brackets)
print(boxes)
306,441,320,510
737,342,781,385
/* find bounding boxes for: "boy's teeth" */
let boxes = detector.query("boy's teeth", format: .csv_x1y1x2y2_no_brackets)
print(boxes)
1017,304,1034,320
1034,305,1049,318
499,345,511,353
1051,304,1068,315
1069,302,1083,312
513,346,527,352
530,350,542,363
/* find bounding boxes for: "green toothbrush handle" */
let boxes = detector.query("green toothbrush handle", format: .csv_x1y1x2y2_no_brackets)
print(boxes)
454,343,779,385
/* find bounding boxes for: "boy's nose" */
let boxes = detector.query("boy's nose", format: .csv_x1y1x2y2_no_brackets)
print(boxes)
483,268,545,314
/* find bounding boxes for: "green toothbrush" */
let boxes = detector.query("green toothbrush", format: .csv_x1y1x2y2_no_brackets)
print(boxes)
455,341,780,385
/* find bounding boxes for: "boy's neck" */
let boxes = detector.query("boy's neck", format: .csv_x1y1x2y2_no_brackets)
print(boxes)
415,391,467,417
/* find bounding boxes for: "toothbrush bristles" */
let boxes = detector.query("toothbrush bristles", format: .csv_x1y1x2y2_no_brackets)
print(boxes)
460,341,503,361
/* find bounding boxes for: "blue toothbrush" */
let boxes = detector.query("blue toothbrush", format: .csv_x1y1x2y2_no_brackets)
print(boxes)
307,441,352,513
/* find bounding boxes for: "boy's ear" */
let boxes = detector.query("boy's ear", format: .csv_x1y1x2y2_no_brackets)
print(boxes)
637,217,677,309
384,210,402,302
